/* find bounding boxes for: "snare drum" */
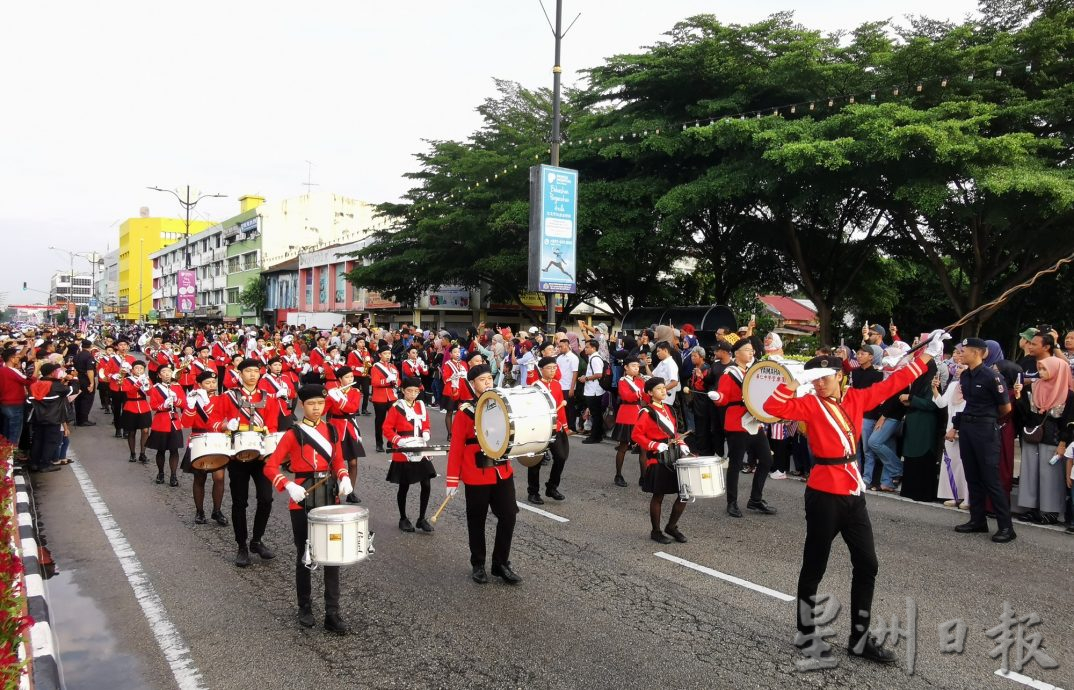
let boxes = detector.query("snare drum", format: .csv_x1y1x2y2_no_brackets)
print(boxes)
189,433,232,472
231,431,265,462
675,456,728,502
261,431,286,459
475,386,556,460
307,505,374,566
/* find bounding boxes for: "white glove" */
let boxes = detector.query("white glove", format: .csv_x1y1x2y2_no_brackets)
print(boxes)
422,431,430,441
386,373,397,383
925,329,951,358
285,482,307,503
678,443,692,456
328,387,346,402
445,485,458,497
163,399,173,410
226,418,239,432
111,373,122,381
706,391,719,401
276,389,288,399
186,396,198,410
656,443,669,454
399,437,421,448
338,477,353,497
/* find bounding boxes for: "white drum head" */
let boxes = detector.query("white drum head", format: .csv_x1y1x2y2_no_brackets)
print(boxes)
475,391,511,459
742,361,793,424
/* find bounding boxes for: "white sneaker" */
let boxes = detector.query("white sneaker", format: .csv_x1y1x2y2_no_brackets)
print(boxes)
943,499,958,507
769,470,787,480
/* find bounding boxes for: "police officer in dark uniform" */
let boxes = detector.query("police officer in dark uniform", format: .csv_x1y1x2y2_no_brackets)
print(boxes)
953,337,1016,543
72,339,97,426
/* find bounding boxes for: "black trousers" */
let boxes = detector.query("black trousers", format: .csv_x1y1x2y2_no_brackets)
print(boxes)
357,377,371,414
770,438,791,474
227,460,274,545
464,476,518,567
98,384,111,410
726,431,772,505
29,423,62,471
959,419,1012,530
691,401,715,456
797,488,878,642
585,394,605,440
711,408,727,457
289,509,340,614
527,433,569,494
74,380,94,424
373,401,392,448
110,388,125,431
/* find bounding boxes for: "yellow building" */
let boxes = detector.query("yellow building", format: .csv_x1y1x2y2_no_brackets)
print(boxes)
118,210,214,321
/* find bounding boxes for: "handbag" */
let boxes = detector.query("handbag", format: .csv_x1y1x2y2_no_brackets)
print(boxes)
1022,424,1045,444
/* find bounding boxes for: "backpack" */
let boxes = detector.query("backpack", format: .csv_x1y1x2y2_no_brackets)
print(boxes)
591,355,613,392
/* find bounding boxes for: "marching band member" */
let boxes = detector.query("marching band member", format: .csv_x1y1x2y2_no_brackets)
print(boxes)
346,335,374,416
152,339,178,383
257,357,296,431
119,360,153,463
263,384,353,634
526,341,558,385
325,366,364,504
280,341,303,391
176,345,198,391
612,356,648,487
222,354,244,391
211,335,233,379
105,340,135,437
762,331,946,664
322,345,345,385
711,339,777,518
188,345,217,389
147,363,187,486
181,371,228,526
383,377,436,532
370,345,400,453
633,377,693,544
441,345,467,439
306,334,330,379
446,365,521,585
218,358,276,568
527,356,571,505
95,344,113,413
401,345,428,385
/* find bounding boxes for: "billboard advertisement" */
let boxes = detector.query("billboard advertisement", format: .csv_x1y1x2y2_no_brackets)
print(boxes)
177,270,197,313
528,164,578,294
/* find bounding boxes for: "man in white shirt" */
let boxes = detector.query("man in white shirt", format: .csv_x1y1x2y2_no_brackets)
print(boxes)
556,338,579,430
580,339,606,444
651,342,680,405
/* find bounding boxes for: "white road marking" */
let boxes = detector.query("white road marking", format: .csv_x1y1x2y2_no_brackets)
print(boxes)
516,501,570,523
995,669,1065,690
70,459,207,690
654,551,795,602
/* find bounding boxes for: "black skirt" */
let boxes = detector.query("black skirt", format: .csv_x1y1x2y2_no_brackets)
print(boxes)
641,460,680,495
386,458,438,485
181,446,225,475
122,411,152,430
342,434,367,461
440,397,458,412
610,422,636,444
147,429,185,451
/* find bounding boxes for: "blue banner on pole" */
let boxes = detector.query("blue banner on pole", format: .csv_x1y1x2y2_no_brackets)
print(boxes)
529,164,578,294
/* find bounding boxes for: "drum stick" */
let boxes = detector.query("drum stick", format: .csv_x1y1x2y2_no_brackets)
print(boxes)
303,475,332,495
430,492,455,524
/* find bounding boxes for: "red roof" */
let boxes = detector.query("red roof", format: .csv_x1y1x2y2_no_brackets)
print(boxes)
758,295,817,323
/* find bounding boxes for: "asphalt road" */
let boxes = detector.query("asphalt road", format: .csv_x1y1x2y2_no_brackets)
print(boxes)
32,409,1074,690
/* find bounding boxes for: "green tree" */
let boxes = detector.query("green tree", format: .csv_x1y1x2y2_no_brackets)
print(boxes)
240,275,267,316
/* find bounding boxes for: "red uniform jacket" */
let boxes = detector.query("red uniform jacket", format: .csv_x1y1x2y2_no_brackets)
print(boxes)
631,403,680,468
104,354,135,392
714,365,751,433
446,403,513,487
534,378,567,432
218,385,274,432
185,358,216,388
325,385,363,442
615,375,649,425
347,348,373,378
149,383,186,432
370,362,399,404
526,364,561,386
764,356,928,496
280,353,302,388
154,349,178,375
211,341,232,370
182,391,226,435
119,376,152,414
441,360,468,400
0,364,34,406
263,419,349,510
222,367,243,391
382,399,431,462
401,358,428,382
307,347,328,374
257,374,294,432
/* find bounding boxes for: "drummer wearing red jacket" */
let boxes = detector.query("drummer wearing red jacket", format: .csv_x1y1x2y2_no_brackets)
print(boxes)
526,356,571,505
181,371,229,526
325,366,364,504
382,377,436,533
612,356,648,487
762,330,946,666
632,377,693,545
147,363,186,486
445,365,521,586
369,345,400,453
263,384,353,635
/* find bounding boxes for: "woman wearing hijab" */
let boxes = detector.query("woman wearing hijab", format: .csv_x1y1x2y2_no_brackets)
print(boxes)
985,340,1019,509
1012,356,1074,524
898,359,942,501
933,347,969,509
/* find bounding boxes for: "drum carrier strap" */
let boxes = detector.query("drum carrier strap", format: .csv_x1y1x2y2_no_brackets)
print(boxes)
293,424,340,510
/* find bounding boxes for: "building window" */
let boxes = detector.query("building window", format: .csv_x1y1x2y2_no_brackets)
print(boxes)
243,252,258,270
228,257,240,273
227,288,239,304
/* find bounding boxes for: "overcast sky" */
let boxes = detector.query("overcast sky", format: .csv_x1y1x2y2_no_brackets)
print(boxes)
0,0,981,306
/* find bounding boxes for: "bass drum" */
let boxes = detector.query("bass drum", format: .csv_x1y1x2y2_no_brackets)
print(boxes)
475,386,556,461
742,360,808,423
189,433,232,472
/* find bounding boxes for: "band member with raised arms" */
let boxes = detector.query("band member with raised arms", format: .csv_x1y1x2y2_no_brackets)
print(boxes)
763,330,947,664
147,363,186,486
370,345,400,453
119,360,153,463
633,377,693,544
218,358,276,567
445,364,521,585
263,384,353,634
612,356,648,487
710,339,777,518
186,345,216,391
326,366,364,504
383,377,437,532
257,357,296,431
527,356,571,505
347,336,374,416
182,371,229,526
441,345,467,438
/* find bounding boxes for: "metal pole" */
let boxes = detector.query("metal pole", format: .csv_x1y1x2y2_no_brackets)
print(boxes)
185,185,192,269
70,252,74,324
545,0,563,336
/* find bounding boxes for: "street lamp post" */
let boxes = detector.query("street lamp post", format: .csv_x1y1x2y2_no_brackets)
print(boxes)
148,185,226,269
49,246,102,325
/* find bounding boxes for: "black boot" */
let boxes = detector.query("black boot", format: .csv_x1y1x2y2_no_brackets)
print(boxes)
298,604,315,628
128,454,137,463
471,565,488,584
324,612,348,635
249,541,276,559
399,517,415,532
848,634,897,664
490,562,522,585
169,475,179,487
415,517,434,533
194,511,207,525
211,510,229,526
138,453,148,464
155,471,165,484
235,543,251,567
